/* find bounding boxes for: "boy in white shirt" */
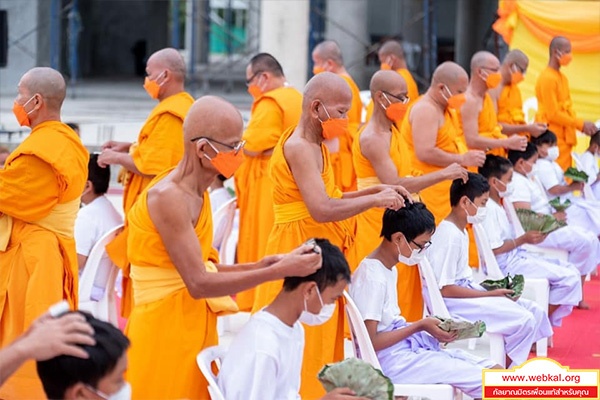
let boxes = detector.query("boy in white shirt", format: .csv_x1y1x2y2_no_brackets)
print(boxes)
350,203,499,398
532,130,600,237
479,155,581,326
579,130,600,198
508,144,600,308
427,173,552,367
75,154,123,273
218,239,369,400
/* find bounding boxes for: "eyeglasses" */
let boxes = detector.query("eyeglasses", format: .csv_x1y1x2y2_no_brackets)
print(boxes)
383,91,409,104
190,136,246,154
245,70,264,86
411,239,432,253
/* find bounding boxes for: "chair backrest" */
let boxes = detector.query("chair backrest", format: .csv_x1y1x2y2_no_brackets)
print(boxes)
196,345,227,400
522,97,538,124
417,257,451,319
502,200,526,237
212,198,237,262
472,223,505,280
79,224,123,303
343,291,382,369
571,153,597,200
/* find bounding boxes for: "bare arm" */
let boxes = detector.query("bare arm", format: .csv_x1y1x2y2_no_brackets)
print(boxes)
500,122,547,138
97,150,153,178
440,284,513,298
285,140,403,223
148,188,321,299
77,254,88,272
492,231,546,256
364,319,425,351
547,182,583,196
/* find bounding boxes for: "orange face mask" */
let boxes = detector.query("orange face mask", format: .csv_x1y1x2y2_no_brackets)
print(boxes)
12,96,36,127
313,66,326,75
380,63,392,71
318,103,349,140
143,72,165,99
558,51,572,66
382,93,408,123
442,85,466,110
247,84,263,100
511,72,524,85
483,71,502,89
203,141,246,179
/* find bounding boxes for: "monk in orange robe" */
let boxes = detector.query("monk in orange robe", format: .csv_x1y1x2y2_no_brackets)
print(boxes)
458,51,529,159
98,48,194,318
125,96,322,399
0,67,88,399
353,70,467,322
489,49,547,139
234,53,302,310
535,36,597,170
401,62,486,225
251,72,409,398
365,39,419,122
312,40,362,192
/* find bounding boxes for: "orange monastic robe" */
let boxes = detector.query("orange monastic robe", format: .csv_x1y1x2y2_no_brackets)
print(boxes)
252,127,357,398
234,86,302,311
330,73,362,192
125,169,219,400
352,124,423,321
107,92,193,318
401,103,468,224
0,121,88,399
535,67,584,170
365,68,419,122
497,83,528,130
458,93,507,157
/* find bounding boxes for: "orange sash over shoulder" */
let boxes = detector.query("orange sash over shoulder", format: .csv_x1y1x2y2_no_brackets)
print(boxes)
498,83,527,127
0,121,88,399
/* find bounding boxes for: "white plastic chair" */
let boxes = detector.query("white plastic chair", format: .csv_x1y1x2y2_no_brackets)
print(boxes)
522,97,538,124
417,257,506,367
471,222,549,357
572,152,597,201
196,345,226,400
212,198,238,264
502,199,568,262
343,292,459,400
359,90,372,123
78,224,123,327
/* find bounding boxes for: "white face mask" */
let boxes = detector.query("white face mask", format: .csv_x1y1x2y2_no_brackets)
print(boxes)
497,179,514,198
545,146,559,161
525,162,537,179
87,382,131,400
397,235,426,266
464,199,488,224
299,286,336,326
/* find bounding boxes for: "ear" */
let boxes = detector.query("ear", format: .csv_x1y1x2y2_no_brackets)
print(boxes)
301,281,317,298
390,231,404,244
310,100,321,118
64,382,88,400
162,69,171,83
32,93,43,111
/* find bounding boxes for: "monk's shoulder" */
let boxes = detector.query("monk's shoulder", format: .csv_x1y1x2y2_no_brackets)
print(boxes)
283,133,319,165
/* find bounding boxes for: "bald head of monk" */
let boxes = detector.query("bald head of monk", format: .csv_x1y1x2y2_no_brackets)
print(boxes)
312,40,345,74
377,40,407,70
301,72,351,140
15,67,66,128
428,61,469,109
370,70,408,118
500,49,529,84
184,96,244,177
145,47,186,100
549,36,572,68
245,52,286,98
469,51,501,90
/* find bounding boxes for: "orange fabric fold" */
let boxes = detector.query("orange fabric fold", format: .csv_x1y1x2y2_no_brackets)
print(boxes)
497,83,528,132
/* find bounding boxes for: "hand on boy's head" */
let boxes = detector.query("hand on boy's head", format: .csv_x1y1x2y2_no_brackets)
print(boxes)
582,121,597,136
278,244,322,277
528,123,547,138
259,254,284,268
442,163,469,183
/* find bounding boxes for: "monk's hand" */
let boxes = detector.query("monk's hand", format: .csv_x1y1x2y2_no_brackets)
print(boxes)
374,187,405,210
257,254,284,269
527,122,547,138
320,388,371,400
460,150,486,168
101,140,131,152
97,149,119,168
18,312,95,361
582,121,598,136
277,244,322,278
421,317,458,344
441,163,468,183
505,135,528,151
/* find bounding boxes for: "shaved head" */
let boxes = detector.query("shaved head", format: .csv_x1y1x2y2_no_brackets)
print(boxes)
470,51,500,72
503,49,528,66
19,67,66,111
303,72,351,109
183,96,243,145
432,61,468,87
147,48,186,81
550,36,571,54
249,53,284,77
370,70,407,97
313,40,344,66
378,40,405,59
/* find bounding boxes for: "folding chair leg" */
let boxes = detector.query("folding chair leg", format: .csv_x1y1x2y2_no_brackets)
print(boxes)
536,338,548,357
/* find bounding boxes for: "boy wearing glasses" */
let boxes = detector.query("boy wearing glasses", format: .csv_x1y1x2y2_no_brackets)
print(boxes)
350,202,498,399
427,173,552,367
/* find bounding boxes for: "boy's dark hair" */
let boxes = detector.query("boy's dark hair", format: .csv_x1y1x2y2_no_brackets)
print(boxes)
283,238,351,292
479,155,513,180
380,202,435,242
37,312,130,399
508,142,538,165
590,130,600,147
88,154,110,194
531,130,557,147
450,172,490,206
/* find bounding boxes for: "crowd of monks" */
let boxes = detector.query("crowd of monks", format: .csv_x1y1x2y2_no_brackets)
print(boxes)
0,34,597,399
